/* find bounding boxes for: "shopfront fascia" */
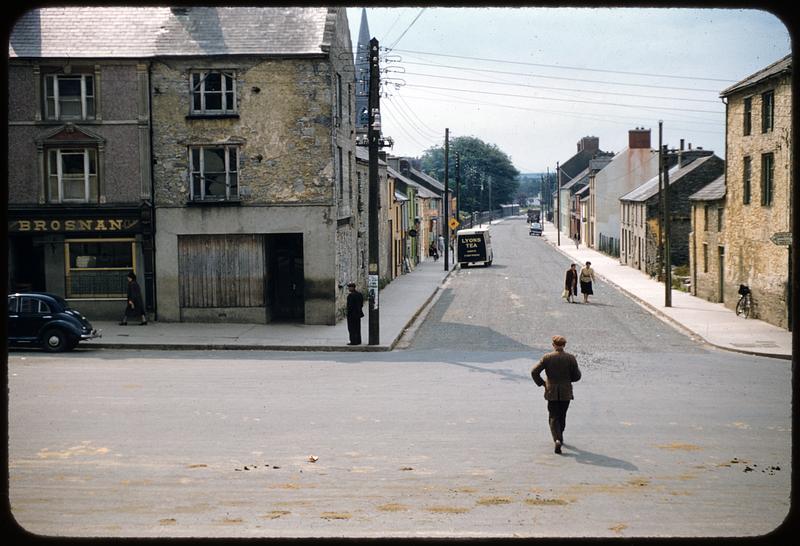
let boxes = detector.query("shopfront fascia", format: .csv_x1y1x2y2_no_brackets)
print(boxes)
7,205,156,319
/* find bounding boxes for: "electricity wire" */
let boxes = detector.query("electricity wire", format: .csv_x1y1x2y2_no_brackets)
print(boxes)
387,9,427,50
392,48,738,83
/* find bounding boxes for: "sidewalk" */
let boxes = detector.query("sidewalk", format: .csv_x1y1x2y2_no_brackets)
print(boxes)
540,221,792,359
85,258,455,352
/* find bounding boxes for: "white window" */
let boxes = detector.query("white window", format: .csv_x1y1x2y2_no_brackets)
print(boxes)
190,70,236,114
47,148,98,203
189,146,239,201
44,73,95,120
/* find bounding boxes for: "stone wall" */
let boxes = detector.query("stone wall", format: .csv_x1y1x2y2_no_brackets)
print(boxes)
690,200,726,303
722,72,792,329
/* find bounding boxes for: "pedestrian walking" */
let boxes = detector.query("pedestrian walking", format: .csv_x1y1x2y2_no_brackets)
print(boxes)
346,282,364,345
573,234,580,250
119,271,147,325
531,335,582,454
579,261,595,303
563,264,578,303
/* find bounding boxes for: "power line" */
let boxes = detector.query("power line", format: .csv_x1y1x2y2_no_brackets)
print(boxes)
398,89,724,132
393,92,442,138
381,99,435,150
400,59,725,93
383,94,440,142
392,48,738,83
387,9,426,50
406,83,723,114
401,70,721,104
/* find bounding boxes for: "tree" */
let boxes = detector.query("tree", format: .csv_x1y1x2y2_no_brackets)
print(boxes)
419,136,520,216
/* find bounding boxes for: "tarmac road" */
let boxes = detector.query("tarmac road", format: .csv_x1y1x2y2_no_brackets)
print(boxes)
6,219,793,538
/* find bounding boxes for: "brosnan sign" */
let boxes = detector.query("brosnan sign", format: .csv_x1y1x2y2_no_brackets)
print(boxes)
9,218,140,233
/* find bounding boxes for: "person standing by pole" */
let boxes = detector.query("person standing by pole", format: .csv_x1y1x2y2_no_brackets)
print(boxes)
346,282,364,346
531,335,582,454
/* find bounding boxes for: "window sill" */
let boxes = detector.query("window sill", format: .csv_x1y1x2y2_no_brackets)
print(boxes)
187,199,241,207
186,113,240,120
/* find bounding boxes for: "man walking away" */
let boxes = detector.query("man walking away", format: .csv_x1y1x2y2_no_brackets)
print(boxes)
531,335,582,454
346,282,364,346
564,264,578,303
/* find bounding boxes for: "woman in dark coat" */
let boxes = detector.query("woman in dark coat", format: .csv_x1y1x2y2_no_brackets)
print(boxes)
564,264,578,303
120,271,147,325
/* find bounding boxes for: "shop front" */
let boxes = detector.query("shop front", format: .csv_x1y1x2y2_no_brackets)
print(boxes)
7,206,155,320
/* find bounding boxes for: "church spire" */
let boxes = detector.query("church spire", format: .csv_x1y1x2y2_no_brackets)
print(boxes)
355,8,371,133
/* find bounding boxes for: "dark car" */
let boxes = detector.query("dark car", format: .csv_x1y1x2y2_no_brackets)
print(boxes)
529,222,543,236
7,292,101,352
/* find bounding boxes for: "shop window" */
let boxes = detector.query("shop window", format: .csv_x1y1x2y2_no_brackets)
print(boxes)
65,239,135,298
190,70,236,115
189,146,239,201
44,73,95,120
47,148,98,203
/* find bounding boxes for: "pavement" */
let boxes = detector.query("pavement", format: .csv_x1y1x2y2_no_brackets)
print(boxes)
83,216,792,359
538,219,792,360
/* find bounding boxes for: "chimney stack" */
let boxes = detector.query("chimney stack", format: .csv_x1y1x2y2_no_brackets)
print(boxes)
628,127,651,149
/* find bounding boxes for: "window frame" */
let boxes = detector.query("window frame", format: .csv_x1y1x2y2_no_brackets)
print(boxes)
742,156,751,205
760,152,774,206
64,238,136,299
47,147,99,203
189,70,237,115
761,90,774,133
188,145,240,202
742,96,752,136
44,73,95,120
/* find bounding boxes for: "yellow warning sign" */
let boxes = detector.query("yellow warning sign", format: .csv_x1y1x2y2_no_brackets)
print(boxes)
448,218,459,230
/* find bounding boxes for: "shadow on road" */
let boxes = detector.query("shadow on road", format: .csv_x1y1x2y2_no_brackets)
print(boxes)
561,444,638,471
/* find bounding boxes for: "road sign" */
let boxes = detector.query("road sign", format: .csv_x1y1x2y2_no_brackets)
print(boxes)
448,218,459,230
770,231,792,246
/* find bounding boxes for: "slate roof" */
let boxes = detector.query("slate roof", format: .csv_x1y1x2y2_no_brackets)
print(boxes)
720,54,791,97
9,6,336,59
620,154,719,202
388,167,438,199
689,175,726,201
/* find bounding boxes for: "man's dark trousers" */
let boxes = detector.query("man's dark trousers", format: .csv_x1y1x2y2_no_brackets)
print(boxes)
547,400,570,443
347,316,362,345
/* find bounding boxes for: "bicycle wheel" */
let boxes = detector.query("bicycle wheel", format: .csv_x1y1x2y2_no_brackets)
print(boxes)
736,296,751,318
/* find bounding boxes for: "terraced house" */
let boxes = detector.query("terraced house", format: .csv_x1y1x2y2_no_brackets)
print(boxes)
9,7,360,325
8,8,158,319
719,54,792,330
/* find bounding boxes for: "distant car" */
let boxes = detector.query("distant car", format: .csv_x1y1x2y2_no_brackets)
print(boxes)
529,222,543,236
7,292,101,352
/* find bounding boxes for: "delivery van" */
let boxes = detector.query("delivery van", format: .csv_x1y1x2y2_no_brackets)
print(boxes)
456,227,493,267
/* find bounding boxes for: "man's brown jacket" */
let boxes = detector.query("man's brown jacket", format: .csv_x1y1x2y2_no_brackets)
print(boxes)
531,350,581,401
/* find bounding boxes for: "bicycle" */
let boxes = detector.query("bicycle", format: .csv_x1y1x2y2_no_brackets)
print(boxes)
736,284,752,318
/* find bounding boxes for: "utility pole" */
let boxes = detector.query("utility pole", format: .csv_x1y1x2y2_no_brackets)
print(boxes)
663,142,672,308
488,175,493,224
556,162,561,246
367,37,380,345
658,121,664,285
455,152,461,231
546,167,550,223
443,128,450,271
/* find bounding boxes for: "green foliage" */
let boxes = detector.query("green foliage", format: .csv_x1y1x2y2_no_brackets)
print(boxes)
419,136,520,213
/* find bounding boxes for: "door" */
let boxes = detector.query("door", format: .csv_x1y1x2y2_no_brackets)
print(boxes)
271,234,304,321
10,236,46,291
718,246,725,303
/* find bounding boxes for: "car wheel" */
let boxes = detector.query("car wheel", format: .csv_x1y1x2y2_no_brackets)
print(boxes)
42,328,69,352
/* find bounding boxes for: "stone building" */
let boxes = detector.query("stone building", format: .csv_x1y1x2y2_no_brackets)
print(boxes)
688,175,726,302
619,150,724,276
719,54,792,329
147,7,358,325
8,8,157,319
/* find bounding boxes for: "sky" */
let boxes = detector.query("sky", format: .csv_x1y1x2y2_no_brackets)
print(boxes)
346,6,791,174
